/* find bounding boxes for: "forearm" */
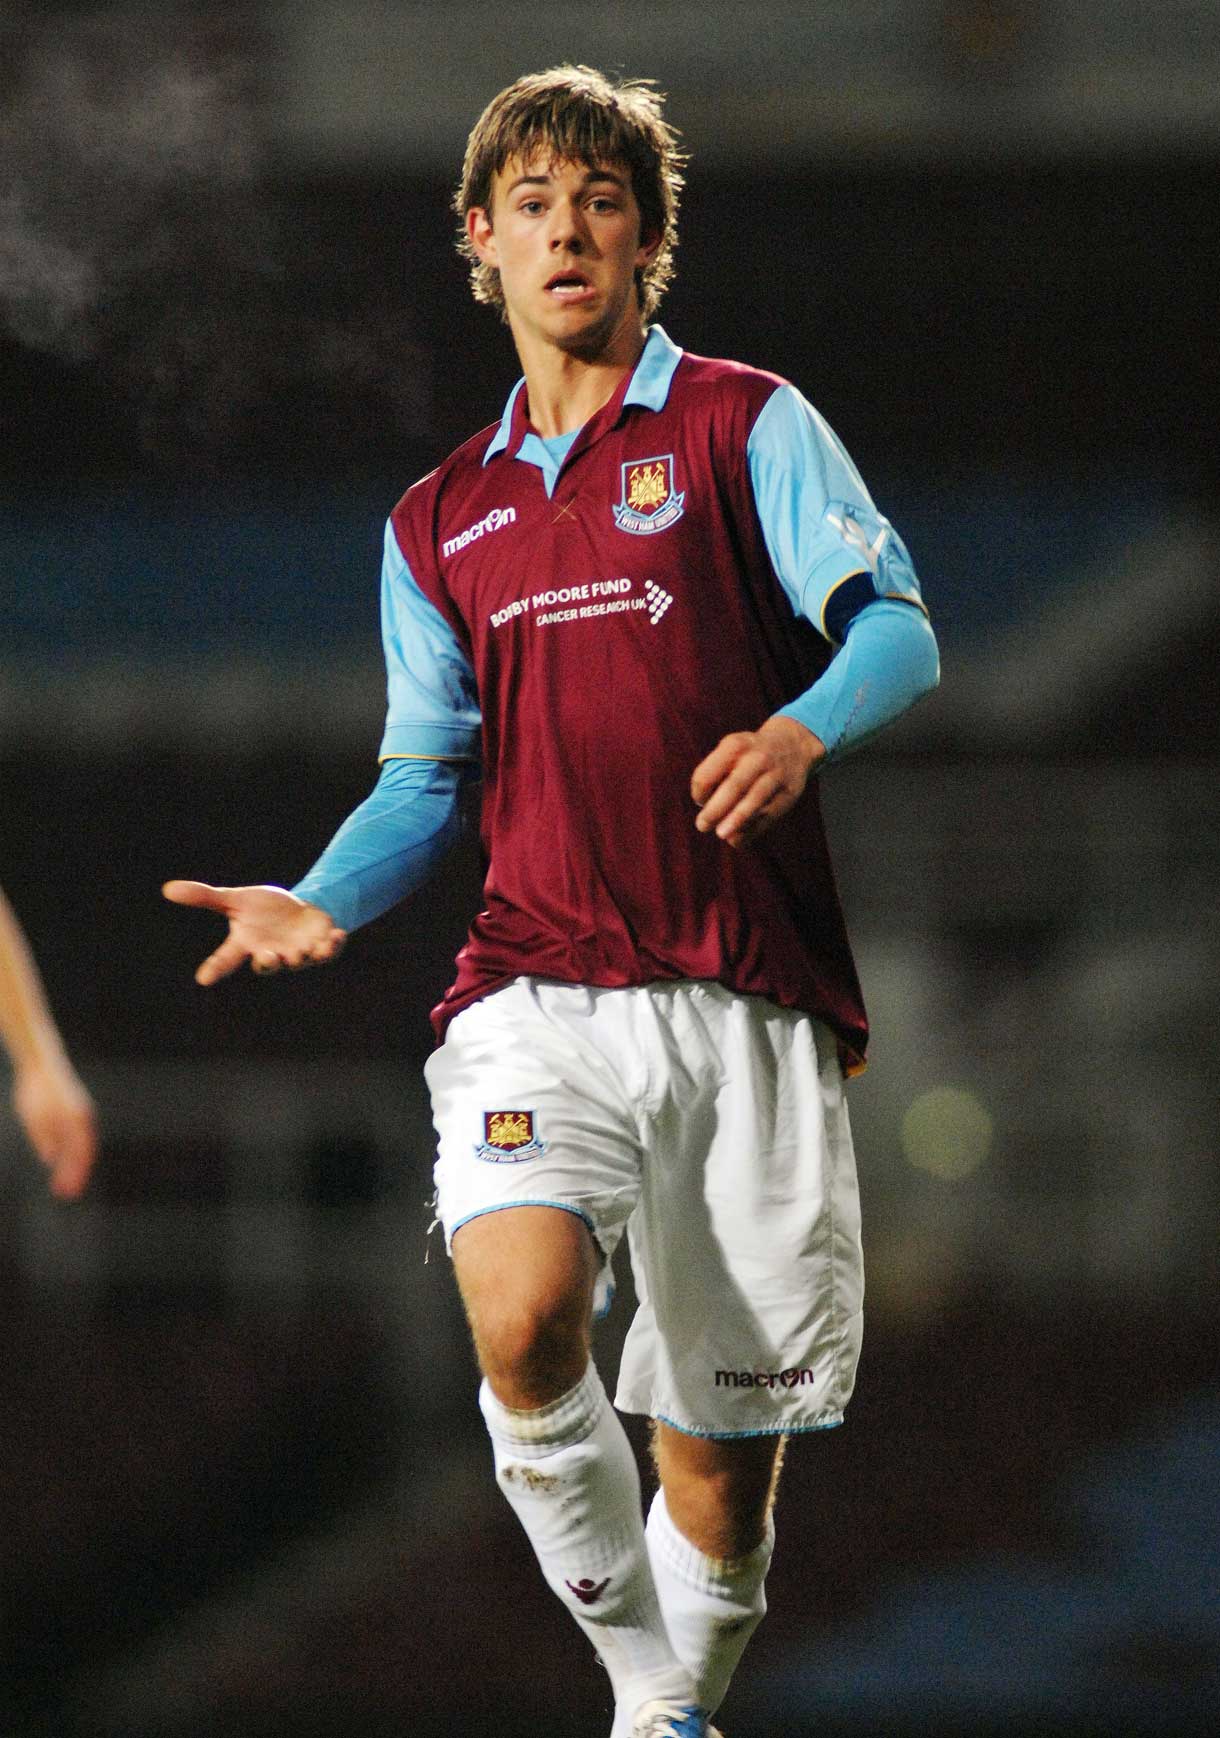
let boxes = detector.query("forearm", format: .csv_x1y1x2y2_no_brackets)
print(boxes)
780,598,939,762
0,890,70,1074
290,755,472,932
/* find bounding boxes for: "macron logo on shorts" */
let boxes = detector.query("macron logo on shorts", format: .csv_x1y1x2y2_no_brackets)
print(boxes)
715,1367,816,1390
442,505,516,559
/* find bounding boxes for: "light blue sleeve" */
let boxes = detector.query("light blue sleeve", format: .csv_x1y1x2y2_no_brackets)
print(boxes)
378,519,482,762
290,755,473,932
747,382,925,640
288,520,482,930
778,597,939,761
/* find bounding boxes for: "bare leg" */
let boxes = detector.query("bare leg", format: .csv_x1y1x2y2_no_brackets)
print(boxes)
453,1206,694,1724
652,1424,785,1560
453,1203,599,1405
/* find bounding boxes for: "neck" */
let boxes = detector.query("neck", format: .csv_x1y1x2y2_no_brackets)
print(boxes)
511,310,647,438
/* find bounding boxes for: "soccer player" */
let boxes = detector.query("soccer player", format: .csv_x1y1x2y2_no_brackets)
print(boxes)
1,885,98,1198
164,65,939,1738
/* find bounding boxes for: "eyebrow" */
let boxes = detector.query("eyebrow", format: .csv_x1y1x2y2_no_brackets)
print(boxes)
503,166,629,195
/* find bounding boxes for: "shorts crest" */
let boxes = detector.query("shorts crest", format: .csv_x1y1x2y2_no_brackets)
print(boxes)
613,454,685,535
475,1108,547,1164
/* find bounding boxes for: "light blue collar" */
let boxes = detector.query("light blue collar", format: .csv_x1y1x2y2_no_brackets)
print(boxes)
483,379,526,464
482,325,683,465
623,324,683,412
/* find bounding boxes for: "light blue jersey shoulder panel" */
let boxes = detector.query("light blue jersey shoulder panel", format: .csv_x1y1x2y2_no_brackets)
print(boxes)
747,383,924,640
378,519,482,763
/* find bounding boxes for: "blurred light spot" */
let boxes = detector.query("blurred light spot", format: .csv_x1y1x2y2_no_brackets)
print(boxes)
902,1086,992,1182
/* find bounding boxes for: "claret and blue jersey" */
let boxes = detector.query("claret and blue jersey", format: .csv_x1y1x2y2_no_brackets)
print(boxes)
295,326,938,1069
381,326,924,758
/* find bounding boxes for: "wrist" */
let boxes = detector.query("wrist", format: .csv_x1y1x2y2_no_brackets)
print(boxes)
8,1027,70,1078
764,711,826,772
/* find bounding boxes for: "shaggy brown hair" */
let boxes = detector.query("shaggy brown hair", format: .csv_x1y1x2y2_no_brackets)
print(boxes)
455,64,686,321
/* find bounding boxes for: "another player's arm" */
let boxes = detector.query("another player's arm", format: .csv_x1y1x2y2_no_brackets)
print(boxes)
0,885,98,1197
692,383,940,848
166,518,481,984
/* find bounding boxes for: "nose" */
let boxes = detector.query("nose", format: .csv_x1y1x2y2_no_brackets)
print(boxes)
549,198,587,252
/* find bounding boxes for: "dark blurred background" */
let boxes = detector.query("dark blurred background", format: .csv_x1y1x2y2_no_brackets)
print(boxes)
1,3,1217,1735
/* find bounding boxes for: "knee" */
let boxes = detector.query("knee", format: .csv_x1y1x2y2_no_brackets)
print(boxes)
475,1287,591,1404
453,1205,600,1407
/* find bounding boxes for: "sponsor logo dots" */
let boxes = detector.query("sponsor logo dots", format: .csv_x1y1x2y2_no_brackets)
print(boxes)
644,580,674,623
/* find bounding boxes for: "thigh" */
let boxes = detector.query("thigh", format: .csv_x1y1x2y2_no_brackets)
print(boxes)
426,977,645,1276
615,987,864,1438
453,1202,601,1406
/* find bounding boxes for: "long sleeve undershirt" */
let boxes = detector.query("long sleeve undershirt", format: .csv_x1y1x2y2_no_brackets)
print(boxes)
291,756,471,932
780,596,939,757
289,594,938,932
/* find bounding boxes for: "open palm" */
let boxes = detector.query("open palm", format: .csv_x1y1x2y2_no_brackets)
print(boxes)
162,881,346,985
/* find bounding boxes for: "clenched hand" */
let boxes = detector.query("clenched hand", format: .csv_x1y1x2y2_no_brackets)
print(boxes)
691,714,826,848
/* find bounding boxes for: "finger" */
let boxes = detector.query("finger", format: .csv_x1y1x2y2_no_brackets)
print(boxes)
48,1123,98,1199
293,927,345,968
25,1120,58,1169
295,927,347,965
717,803,773,848
694,756,767,833
690,736,747,804
49,1161,90,1200
250,949,284,975
710,771,785,845
195,934,255,986
163,879,231,910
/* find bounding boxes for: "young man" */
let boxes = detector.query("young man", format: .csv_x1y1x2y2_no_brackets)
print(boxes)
1,885,98,1198
165,66,938,1738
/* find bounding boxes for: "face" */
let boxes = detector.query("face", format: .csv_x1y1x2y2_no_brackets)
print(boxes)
466,152,660,359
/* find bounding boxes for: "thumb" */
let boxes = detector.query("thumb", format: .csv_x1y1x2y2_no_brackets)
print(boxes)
162,879,231,910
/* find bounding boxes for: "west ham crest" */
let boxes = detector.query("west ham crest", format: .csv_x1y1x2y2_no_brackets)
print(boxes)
613,454,685,535
474,1109,547,1164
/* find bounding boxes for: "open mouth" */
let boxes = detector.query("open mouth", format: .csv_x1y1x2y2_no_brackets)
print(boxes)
545,270,594,299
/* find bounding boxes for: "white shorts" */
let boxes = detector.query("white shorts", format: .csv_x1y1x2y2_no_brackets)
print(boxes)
425,976,863,1438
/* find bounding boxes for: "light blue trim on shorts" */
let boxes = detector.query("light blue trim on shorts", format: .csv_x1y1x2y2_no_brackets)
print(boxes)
652,1410,845,1441
449,1198,597,1239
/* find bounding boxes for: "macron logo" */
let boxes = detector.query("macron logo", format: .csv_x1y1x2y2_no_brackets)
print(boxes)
442,506,517,559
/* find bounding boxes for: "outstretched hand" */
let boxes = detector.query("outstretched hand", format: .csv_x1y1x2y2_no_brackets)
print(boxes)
691,714,826,848
162,881,346,985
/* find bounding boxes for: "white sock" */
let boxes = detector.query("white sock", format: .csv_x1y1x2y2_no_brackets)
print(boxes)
480,1365,693,1721
644,1486,774,1716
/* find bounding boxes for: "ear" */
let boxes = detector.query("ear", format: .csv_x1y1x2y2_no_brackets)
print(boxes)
635,222,663,274
467,205,497,266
